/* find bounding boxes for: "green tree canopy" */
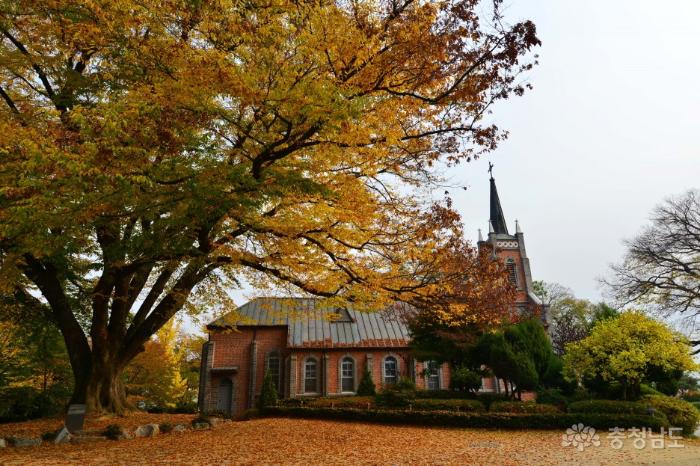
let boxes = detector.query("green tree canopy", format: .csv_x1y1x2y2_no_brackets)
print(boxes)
563,311,698,400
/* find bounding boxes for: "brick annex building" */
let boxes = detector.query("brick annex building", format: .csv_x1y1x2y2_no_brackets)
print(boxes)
198,176,545,416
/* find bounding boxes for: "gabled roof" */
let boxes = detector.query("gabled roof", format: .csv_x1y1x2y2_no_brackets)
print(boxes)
207,297,412,349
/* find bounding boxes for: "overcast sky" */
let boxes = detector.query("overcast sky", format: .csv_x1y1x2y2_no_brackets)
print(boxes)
447,0,700,302
223,0,700,313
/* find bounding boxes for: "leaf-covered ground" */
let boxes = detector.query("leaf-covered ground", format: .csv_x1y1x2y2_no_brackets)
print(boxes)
2,417,699,465
0,412,195,438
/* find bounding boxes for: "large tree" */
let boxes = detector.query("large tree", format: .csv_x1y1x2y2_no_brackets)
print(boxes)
0,0,539,413
533,281,618,355
605,190,700,351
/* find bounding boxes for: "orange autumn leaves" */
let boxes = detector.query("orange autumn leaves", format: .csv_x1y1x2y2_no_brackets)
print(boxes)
3,417,699,465
0,0,538,399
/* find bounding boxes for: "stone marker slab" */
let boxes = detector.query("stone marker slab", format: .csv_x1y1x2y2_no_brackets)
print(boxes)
9,437,42,447
0,438,6,448
54,427,72,444
172,424,187,433
65,404,87,433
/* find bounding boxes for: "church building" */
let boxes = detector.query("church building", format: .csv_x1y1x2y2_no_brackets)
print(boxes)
198,175,545,416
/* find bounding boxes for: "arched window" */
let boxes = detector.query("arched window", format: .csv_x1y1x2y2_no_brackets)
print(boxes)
506,259,518,286
341,357,355,393
425,360,440,390
267,352,281,394
383,356,398,385
304,357,318,394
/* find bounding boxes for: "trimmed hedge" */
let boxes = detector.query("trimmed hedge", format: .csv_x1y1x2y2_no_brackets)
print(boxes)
307,396,375,409
536,388,568,408
411,398,485,412
263,406,667,430
568,400,652,416
414,390,473,400
490,401,560,414
475,392,510,409
642,395,700,436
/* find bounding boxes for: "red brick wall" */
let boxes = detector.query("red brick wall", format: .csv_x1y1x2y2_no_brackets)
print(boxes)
204,329,455,415
497,248,529,303
413,360,451,390
208,327,287,413
289,349,451,395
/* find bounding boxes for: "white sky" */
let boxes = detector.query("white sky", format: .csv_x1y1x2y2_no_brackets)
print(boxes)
449,0,700,302
220,0,700,316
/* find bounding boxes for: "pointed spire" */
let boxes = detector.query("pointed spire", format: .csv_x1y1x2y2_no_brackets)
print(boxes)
488,220,494,234
489,175,509,235
515,219,522,234
478,228,483,242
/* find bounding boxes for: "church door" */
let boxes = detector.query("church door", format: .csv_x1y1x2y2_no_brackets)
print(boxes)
217,378,233,415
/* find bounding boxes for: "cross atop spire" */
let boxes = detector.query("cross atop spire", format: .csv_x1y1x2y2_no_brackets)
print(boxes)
489,173,509,235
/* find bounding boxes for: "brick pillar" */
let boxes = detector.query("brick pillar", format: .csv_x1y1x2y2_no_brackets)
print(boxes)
198,342,215,413
247,340,258,408
289,354,297,398
322,354,329,396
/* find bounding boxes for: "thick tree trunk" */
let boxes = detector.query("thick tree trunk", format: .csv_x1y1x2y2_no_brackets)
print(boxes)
71,358,130,415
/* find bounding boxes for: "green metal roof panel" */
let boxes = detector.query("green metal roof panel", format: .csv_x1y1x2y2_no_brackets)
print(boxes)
207,297,412,348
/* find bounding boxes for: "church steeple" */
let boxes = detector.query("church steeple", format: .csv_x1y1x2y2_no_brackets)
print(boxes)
489,174,509,235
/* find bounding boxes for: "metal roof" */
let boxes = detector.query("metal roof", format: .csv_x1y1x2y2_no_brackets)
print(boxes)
207,297,412,349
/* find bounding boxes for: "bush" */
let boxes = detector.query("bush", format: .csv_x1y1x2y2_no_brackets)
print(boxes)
536,388,568,409
682,390,700,402
475,392,510,409
307,396,375,409
102,424,126,440
414,390,473,399
263,406,667,431
396,377,416,391
411,398,485,412
642,395,700,436
568,400,652,416
375,377,416,408
450,367,483,393
172,401,198,414
278,398,308,407
641,384,664,397
691,402,700,412
159,422,174,434
258,370,278,409
356,369,376,396
0,386,66,422
490,401,560,414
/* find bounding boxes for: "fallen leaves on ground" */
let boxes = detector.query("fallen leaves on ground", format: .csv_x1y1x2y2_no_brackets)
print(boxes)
1,417,700,465
0,412,196,438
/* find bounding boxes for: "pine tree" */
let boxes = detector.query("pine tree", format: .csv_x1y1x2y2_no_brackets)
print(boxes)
258,370,278,409
356,368,376,396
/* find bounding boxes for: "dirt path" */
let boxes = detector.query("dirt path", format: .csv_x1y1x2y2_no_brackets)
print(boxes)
2,417,699,465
